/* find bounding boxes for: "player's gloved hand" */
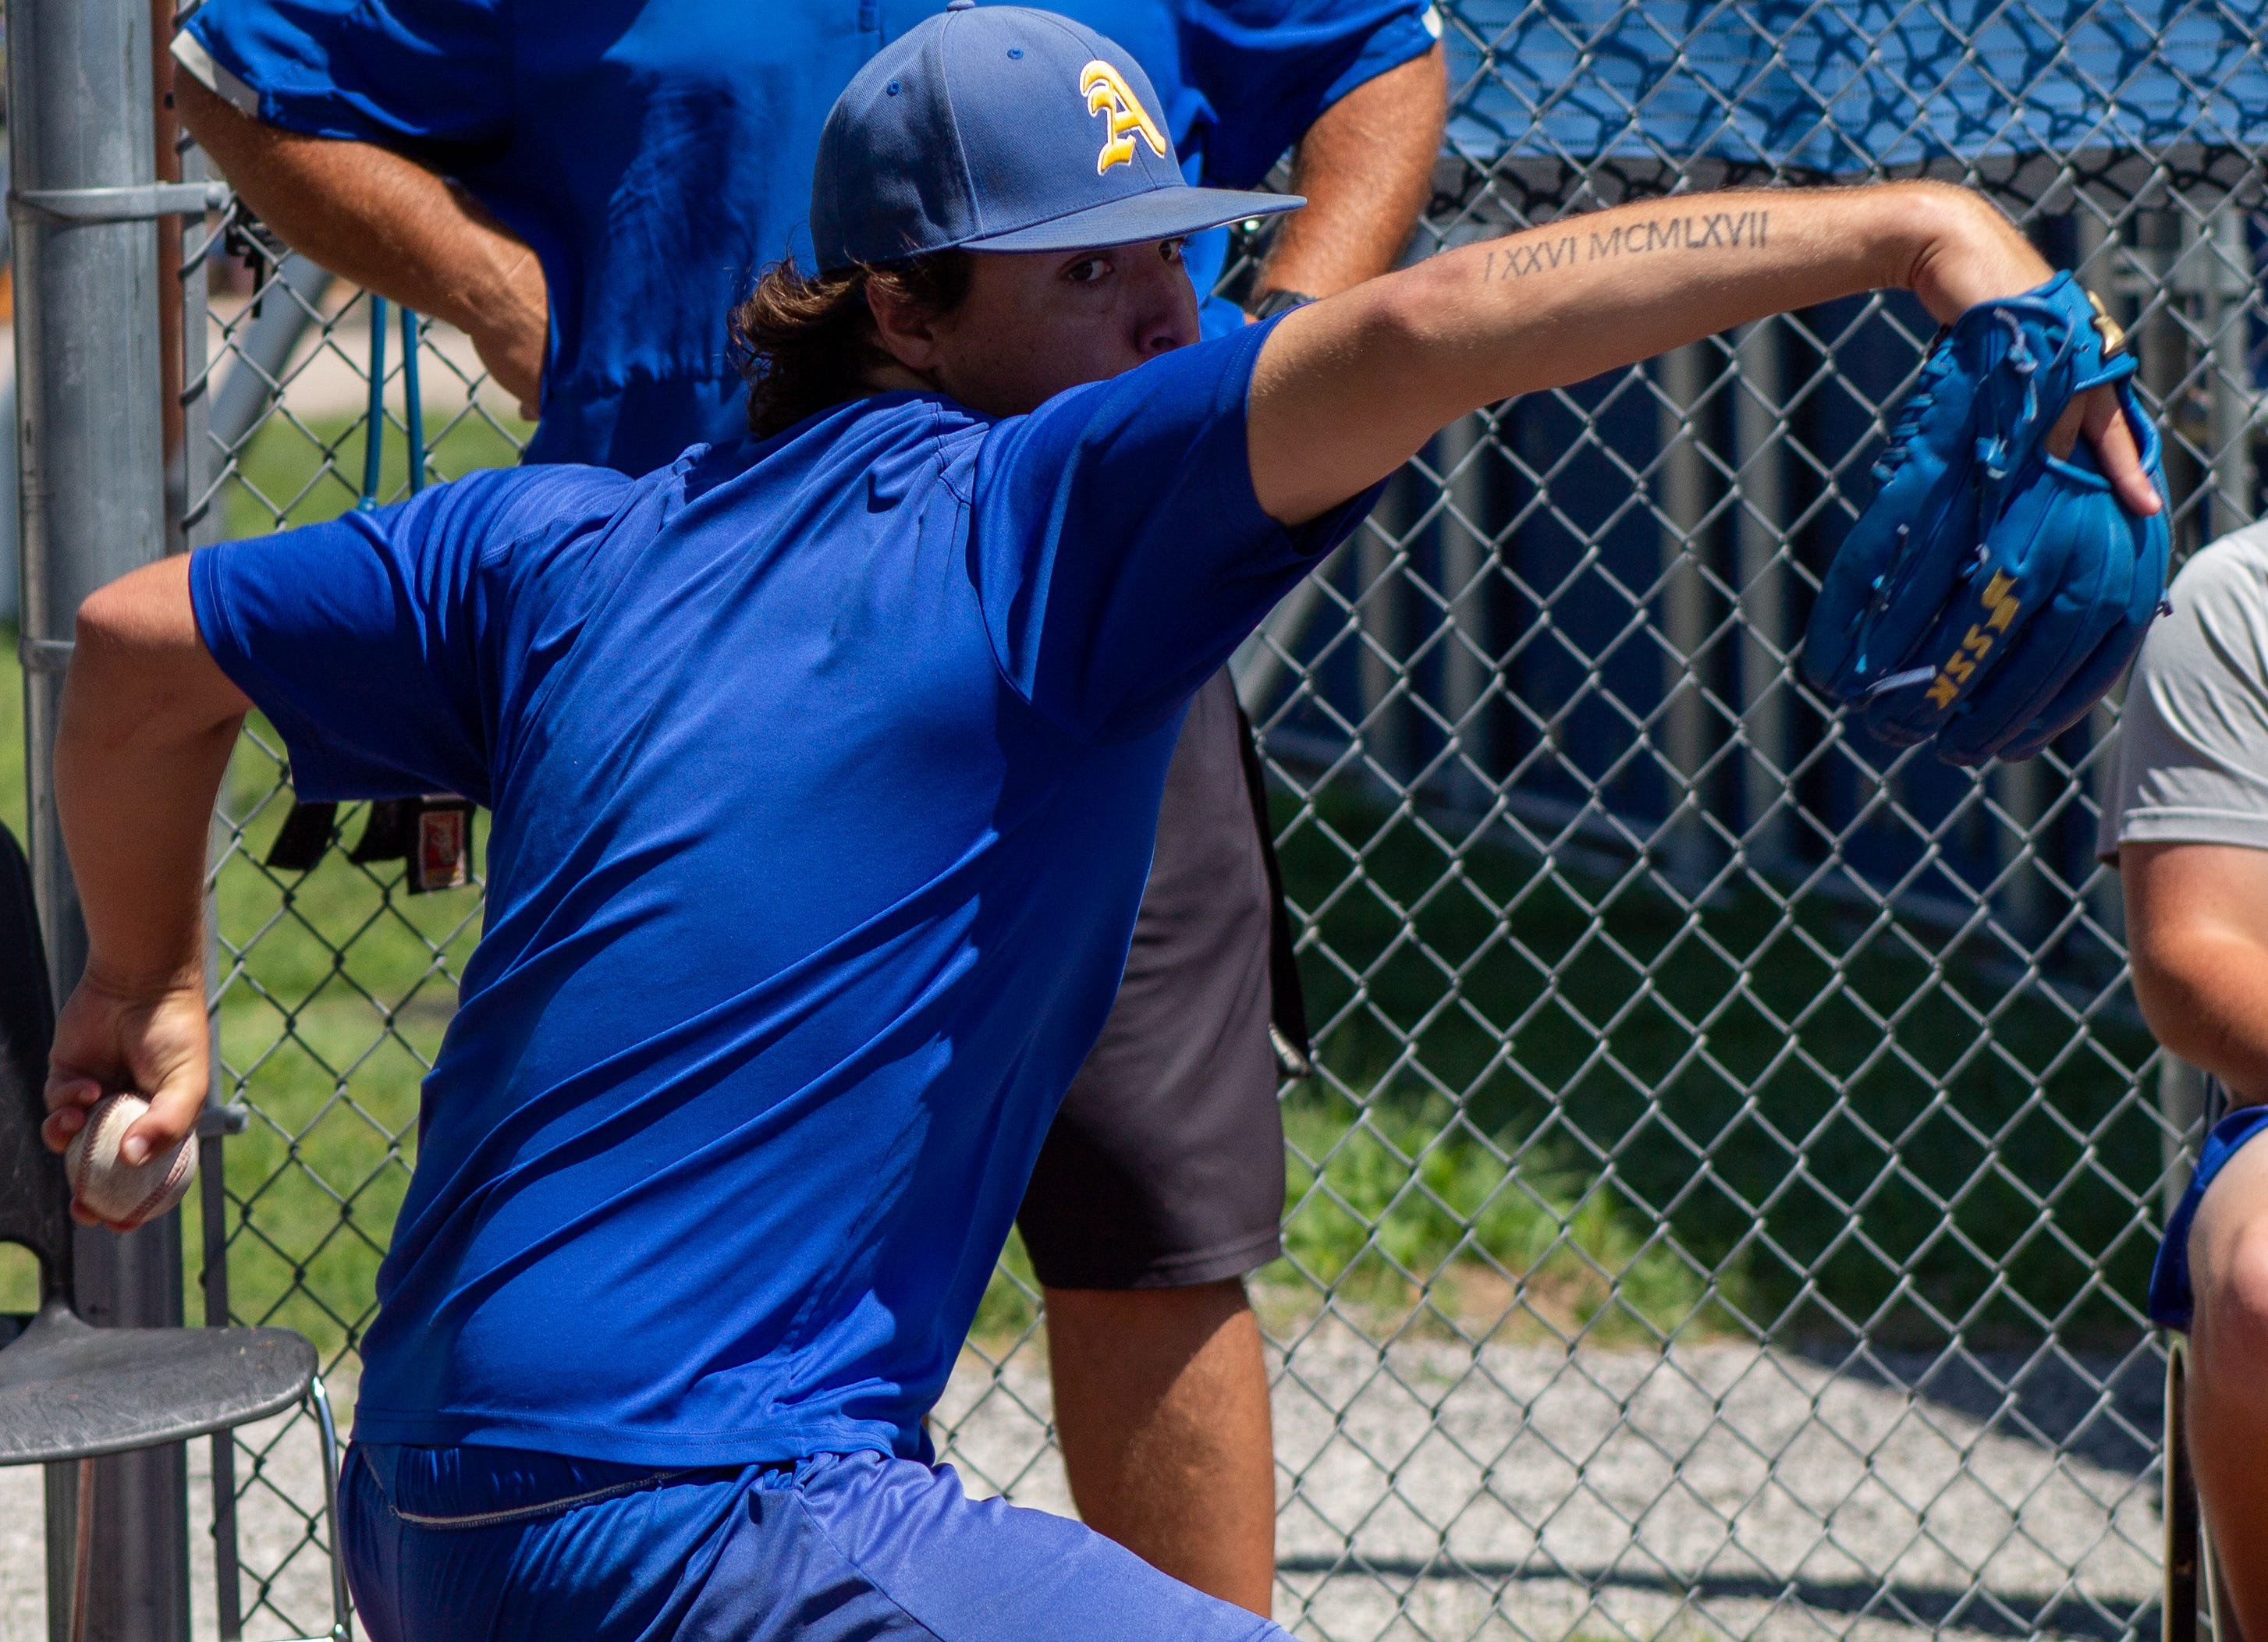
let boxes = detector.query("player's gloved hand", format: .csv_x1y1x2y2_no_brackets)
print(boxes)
1903,193,2160,517
40,965,210,1222
2050,382,2160,518
1801,270,2172,765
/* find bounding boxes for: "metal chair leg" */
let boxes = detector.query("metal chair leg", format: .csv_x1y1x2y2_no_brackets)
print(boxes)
216,1373,351,1642
67,1456,94,1642
306,1374,353,1642
2169,1333,2201,1642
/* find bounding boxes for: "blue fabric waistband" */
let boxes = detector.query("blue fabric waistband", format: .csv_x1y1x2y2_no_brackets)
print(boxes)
353,1442,764,1530
2150,1105,2268,1331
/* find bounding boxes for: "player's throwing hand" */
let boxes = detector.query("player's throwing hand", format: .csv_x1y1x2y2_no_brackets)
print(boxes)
41,966,209,1225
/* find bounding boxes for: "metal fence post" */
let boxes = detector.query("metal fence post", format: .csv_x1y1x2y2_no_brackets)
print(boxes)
1657,340,1716,888
2202,203,2257,540
8,0,188,1626
1732,317,1788,871
2137,207,2199,559
1359,480,1409,779
1439,413,1489,812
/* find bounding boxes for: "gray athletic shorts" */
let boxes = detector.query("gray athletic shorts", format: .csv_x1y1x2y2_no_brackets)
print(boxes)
1015,669,1304,1291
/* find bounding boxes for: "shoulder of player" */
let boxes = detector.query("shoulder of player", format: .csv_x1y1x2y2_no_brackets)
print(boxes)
2164,524,2268,637
632,395,988,519
2141,523,2268,695
837,392,990,505
2172,523,2268,605
425,462,646,556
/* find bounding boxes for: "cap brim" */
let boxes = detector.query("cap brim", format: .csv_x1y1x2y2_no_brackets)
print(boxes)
959,186,1301,253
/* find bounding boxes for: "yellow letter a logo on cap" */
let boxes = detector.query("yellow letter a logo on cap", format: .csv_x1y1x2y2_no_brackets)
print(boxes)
1080,60,1166,175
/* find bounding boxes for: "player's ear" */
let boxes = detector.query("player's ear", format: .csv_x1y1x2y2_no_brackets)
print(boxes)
865,278,945,374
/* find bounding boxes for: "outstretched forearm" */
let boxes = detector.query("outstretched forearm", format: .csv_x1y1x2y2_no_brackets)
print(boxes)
1247,181,2057,523
178,73,548,409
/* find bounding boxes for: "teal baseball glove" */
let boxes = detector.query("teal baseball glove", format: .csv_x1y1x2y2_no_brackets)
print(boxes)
1801,272,2170,765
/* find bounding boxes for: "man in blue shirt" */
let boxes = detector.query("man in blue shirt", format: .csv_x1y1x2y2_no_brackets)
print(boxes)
172,0,1441,470
49,6,2156,1637
173,3,1442,1605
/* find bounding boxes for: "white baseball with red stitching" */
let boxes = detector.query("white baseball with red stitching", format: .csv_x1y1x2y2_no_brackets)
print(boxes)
62,1093,197,1232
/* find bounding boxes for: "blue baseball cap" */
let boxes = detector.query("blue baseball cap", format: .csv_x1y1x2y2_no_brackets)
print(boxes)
810,0,1303,272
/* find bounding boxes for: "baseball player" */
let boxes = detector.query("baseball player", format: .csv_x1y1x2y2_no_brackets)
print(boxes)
48,6,2156,1638
172,1,1442,1603
2103,524,2268,1630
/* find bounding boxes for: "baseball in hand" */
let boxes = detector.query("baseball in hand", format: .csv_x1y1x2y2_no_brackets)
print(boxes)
63,1093,197,1232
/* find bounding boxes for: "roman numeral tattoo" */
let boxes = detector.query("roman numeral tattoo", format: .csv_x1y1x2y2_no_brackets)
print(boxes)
1480,210,1772,283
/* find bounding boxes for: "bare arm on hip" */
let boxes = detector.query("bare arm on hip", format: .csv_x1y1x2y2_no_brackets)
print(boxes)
1246,180,2160,525
178,73,548,415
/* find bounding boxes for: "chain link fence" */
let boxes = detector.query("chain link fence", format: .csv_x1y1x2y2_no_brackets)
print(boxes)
164,3,2268,1637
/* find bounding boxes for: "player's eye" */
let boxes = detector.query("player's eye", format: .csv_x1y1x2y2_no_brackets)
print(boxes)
1064,255,1111,285
1159,238,1186,265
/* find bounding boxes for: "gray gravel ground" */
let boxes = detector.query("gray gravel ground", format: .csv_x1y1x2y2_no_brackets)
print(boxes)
1,1381,349,1642
939,1320,2163,1642
3,1332,2165,1641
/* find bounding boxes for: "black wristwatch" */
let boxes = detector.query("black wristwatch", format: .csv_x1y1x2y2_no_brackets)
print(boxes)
1245,288,1319,321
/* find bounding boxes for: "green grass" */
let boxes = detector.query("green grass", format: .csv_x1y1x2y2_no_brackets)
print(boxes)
1268,790,2161,1347
222,399,531,538
200,763,480,1356
2,406,2169,1363
1269,1098,1713,1343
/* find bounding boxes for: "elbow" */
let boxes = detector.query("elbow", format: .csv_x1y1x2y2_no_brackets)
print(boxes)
172,70,249,159
1365,258,1477,414
1375,254,1453,342
2130,935,2263,1084
61,557,241,757
73,578,147,672
172,69,233,158
74,579,128,643
60,585,144,758
2129,951,2210,1067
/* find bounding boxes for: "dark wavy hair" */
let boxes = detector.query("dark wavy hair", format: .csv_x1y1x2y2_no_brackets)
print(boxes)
729,252,975,440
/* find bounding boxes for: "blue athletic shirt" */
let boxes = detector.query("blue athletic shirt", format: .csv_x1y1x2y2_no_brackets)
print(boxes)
190,321,1380,1466
182,0,1436,475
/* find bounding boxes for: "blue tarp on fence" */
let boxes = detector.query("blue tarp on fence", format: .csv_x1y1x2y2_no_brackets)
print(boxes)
1445,1,2268,167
